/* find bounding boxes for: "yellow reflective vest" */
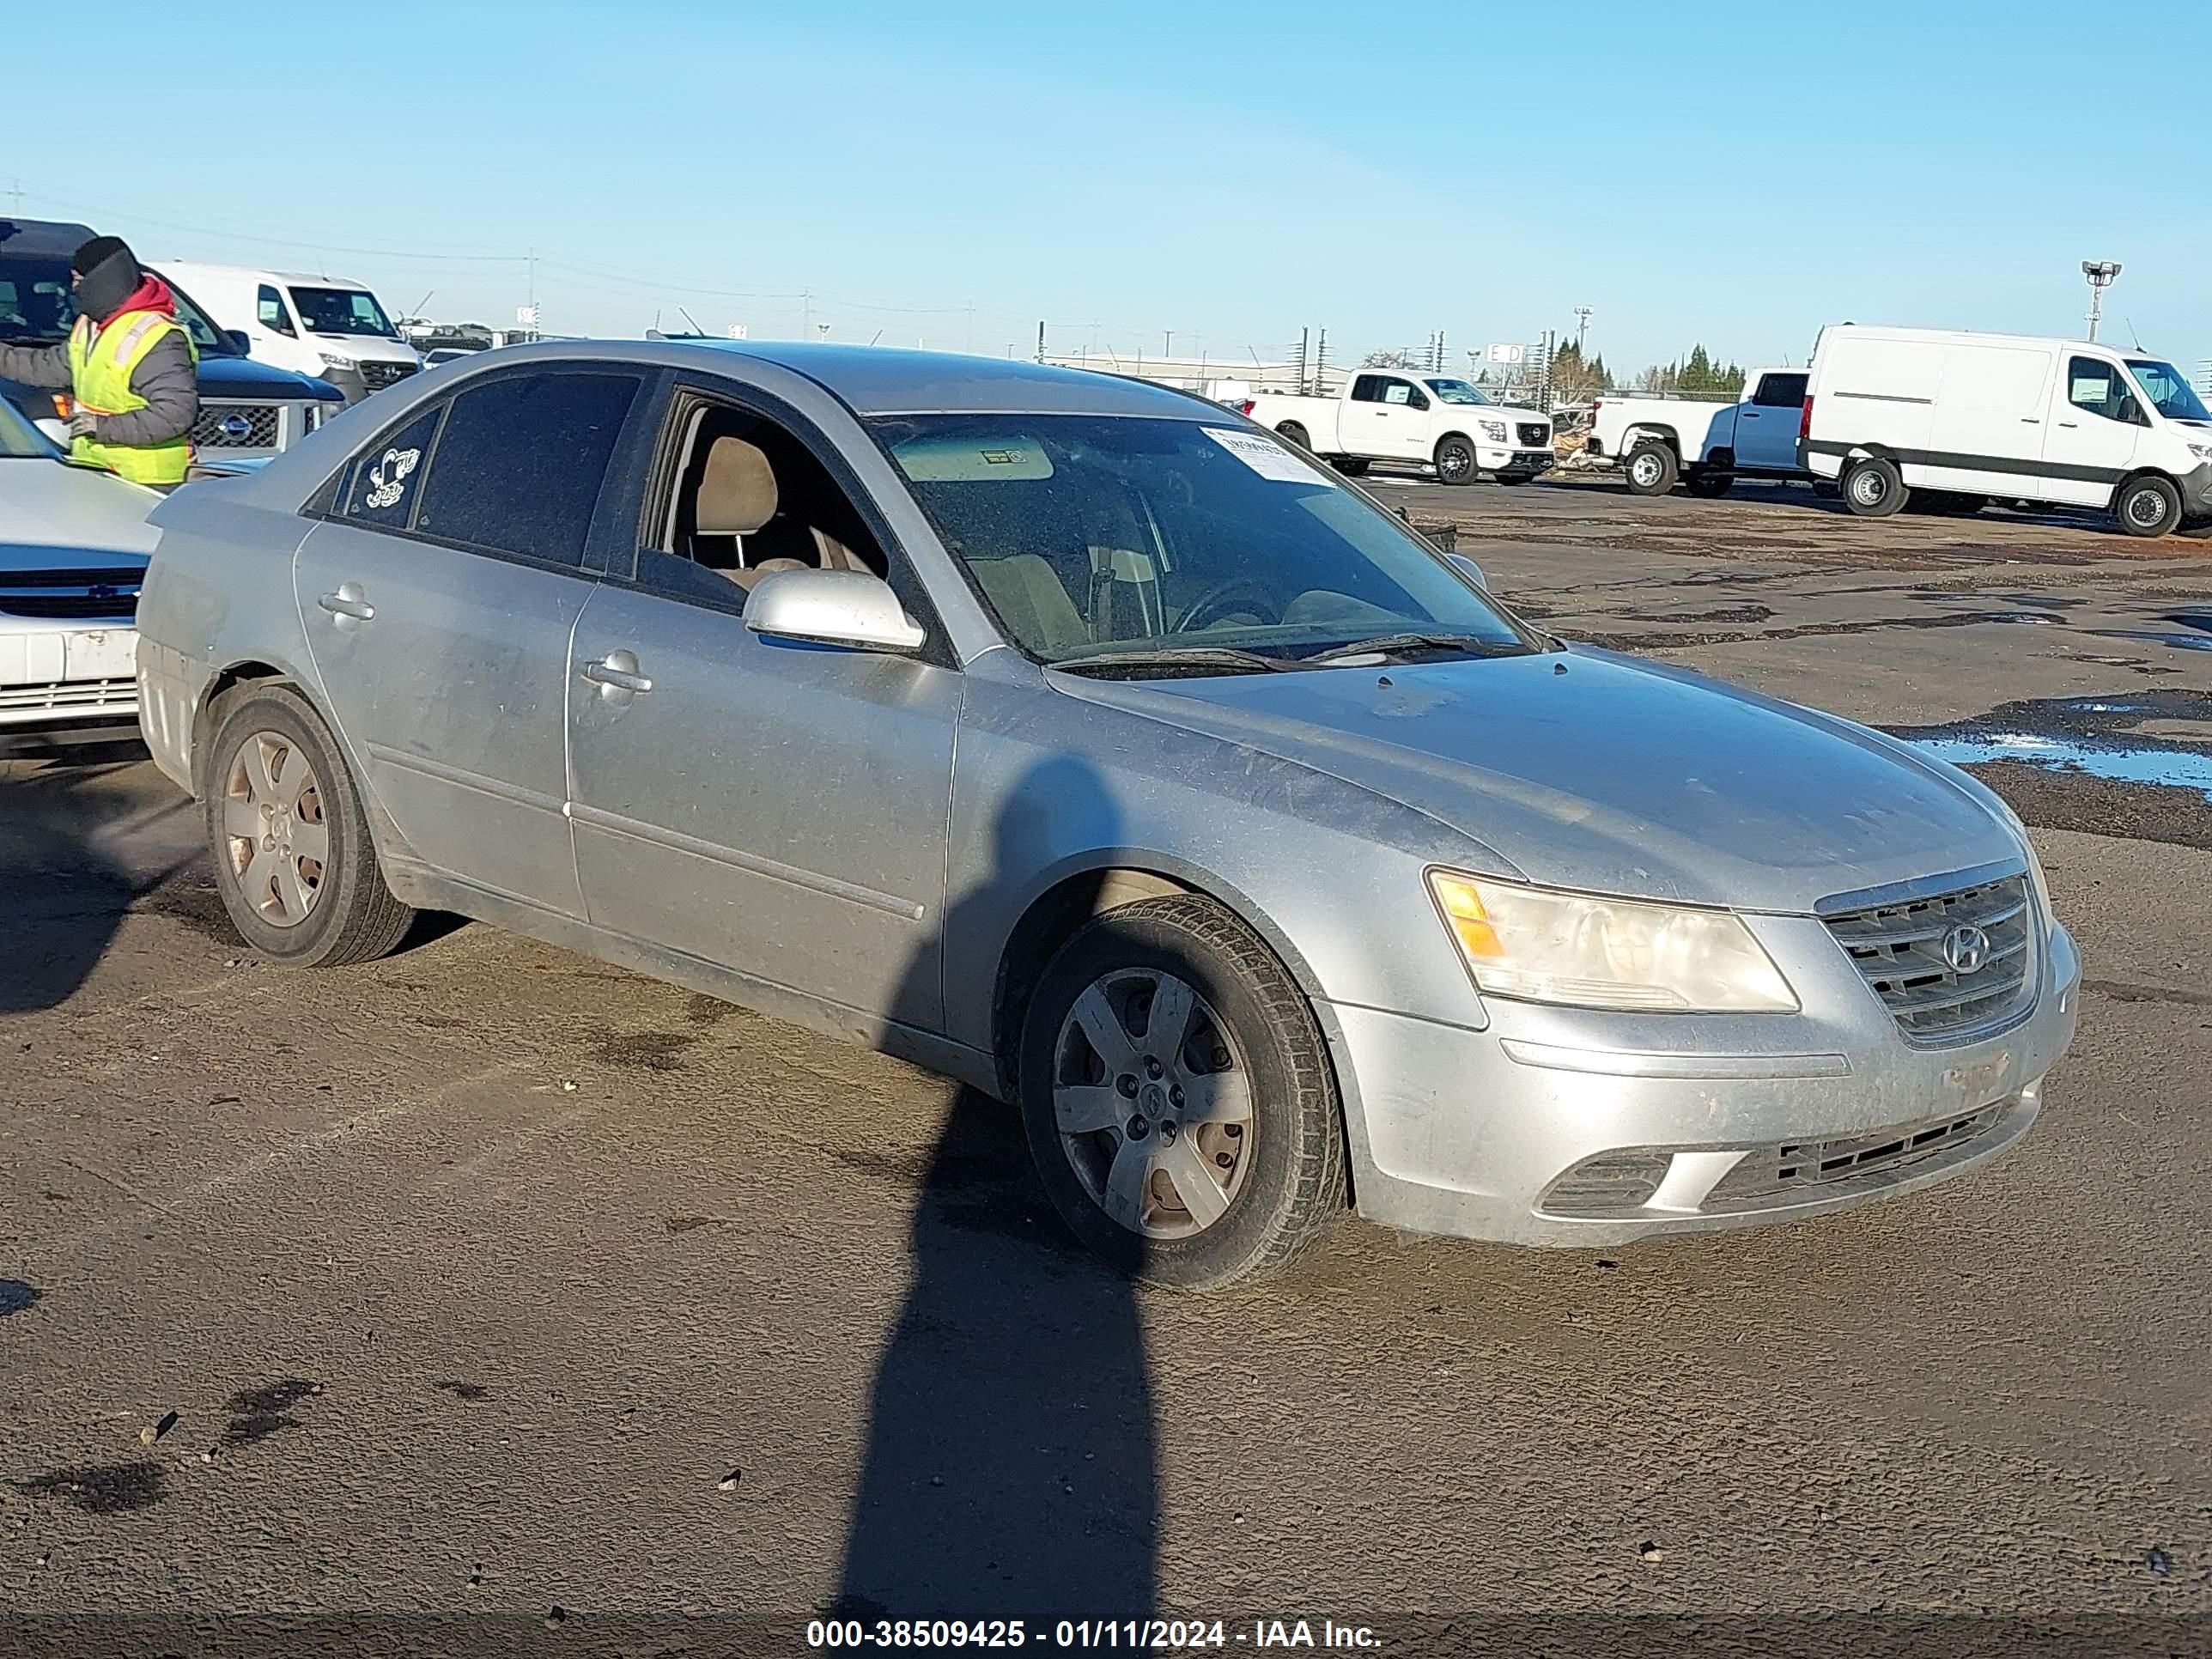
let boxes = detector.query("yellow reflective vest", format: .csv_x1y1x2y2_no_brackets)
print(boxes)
66,309,197,485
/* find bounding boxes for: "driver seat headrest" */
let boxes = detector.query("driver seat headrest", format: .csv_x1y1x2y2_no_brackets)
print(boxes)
696,436,778,537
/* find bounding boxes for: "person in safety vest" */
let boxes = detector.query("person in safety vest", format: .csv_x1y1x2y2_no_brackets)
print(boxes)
0,236,198,489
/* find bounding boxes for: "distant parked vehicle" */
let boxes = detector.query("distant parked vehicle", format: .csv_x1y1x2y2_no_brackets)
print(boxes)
1802,325,2212,537
1587,368,1811,497
159,263,422,404
0,393,156,749
1243,373,1553,485
1,219,343,462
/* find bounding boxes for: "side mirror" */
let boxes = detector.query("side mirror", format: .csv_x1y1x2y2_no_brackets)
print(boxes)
1448,552,1488,589
743,567,926,653
222,329,252,356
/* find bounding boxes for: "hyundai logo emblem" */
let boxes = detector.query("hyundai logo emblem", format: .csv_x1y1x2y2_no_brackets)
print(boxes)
1941,923,1991,975
217,413,254,442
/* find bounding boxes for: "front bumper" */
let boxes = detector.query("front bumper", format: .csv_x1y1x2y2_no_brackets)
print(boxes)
1322,916,2081,1247
0,620,141,740
1480,446,1555,477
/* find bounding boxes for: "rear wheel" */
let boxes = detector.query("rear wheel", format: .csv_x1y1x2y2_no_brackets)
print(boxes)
1018,895,1346,1290
1842,455,1907,516
1685,470,1734,498
1434,435,1477,486
204,684,415,967
1623,442,1677,496
1275,422,1311,451
2115,475,2182,538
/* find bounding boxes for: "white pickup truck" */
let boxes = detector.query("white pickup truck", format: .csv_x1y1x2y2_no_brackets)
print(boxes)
1587,367,1810,496
1241,372,1554,486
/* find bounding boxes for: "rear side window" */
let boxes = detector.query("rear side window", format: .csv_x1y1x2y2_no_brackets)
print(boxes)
1350,375,1385,403
338,403,445,529
1753,373,1806,408
412,372,643,567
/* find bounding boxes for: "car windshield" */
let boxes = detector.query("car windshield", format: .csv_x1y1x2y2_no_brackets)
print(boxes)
289,286,398,337
874,414,1540,672
0,253,235,354
0,392,58,458
2124,359,2212,423
1424,378,1493,406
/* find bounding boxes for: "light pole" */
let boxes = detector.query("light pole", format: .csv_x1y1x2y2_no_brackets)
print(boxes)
2081,261,2120,342
1573,306,1592,354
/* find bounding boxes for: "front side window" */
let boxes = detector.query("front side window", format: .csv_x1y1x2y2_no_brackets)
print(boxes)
2124,358,2212,423
338,403,444,530
1380,380,1427,410
289,286,398,338
1752,373,1807,408
874,414,1538,673
1425,379,1494,406
412,372,641,567
2067,357,2143,425
257,285,296,337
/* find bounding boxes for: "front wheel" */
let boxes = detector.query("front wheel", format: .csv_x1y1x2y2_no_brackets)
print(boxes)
1623,443,1678,496
1018,896,1346,1290
2115,475,2182,538
1842,455,1907,517
1434,435,1477,486
204,683,416,967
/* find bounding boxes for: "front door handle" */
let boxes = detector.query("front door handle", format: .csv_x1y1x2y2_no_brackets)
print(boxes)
582,648,653,696
317,582,374,622
2057,421,2080,428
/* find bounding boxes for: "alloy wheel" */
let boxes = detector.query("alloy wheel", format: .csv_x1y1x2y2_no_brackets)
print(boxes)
220,730,329,927
1052,968,1256,1239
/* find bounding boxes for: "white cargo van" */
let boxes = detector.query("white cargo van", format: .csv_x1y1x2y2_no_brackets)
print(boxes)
1802,324,2212,537
158,262,422,404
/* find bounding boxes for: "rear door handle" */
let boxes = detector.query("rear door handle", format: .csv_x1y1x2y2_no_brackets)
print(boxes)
317,582,374,622
582,648,653,696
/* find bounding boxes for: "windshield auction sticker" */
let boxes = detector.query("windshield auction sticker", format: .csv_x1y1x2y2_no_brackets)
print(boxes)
1200,426,1335,486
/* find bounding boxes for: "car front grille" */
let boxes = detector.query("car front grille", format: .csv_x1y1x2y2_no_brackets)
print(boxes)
0,569,141,621
358,360,419,392
0,678,137,714
191,403,281,449
1516,422,1550,447
1824,872,2035,1041
1700,1102,2008,1212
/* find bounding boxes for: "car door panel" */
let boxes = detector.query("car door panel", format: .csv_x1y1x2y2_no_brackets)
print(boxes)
293,519,590,914
566,581,961,1032
2043,356,2142,506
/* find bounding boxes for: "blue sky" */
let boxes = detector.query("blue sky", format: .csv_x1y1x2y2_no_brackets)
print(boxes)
8,1,2207,377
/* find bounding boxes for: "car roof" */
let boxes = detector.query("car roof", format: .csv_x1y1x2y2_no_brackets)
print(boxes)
650,341,1218,418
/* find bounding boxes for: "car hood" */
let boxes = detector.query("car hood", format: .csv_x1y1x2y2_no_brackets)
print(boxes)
197,354,345,400
0,458,161,557
310,332,416,362
1057,648,2021,912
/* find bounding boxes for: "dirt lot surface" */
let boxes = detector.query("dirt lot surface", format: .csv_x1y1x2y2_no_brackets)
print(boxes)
3,476,2209,1656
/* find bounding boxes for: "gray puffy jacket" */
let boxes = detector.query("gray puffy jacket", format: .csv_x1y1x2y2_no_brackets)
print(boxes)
0,322,199,448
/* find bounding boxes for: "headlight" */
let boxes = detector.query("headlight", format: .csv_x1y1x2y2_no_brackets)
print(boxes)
319,351,357,371
1479,420,1509,444
1428,872,1798,1012
2188,442,2212,461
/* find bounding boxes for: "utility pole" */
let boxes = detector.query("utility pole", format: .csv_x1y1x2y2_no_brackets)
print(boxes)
2082,261,2120,341
1315,327,1328,391
1294,327,1309,395
1573,306,1592,353
802,289,813,340
1036,320,1046,363
5,178,22,214
965,302,975,353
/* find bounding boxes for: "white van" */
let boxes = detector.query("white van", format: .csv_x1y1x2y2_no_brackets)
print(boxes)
1802,324,2212,537
158,263,422,404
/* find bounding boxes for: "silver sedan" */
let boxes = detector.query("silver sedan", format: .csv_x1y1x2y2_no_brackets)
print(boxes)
133,343,2081,1288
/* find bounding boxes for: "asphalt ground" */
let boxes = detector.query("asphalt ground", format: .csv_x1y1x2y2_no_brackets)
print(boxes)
3,471,2209,1656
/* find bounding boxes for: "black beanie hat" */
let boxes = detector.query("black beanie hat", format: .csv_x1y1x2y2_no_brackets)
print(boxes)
71,236,143,324
72,235,132,276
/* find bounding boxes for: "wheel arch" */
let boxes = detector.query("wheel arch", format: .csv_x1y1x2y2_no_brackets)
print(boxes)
192,657,313,797
2109,466,2181,511
1624,423,1681,455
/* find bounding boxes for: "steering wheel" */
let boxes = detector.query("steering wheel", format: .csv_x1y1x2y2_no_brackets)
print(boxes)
1173,579,1282,635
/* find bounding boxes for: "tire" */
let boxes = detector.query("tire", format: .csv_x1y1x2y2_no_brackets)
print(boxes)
1685,470,1734,498
2115,475,2183,538
1434,434,1477,487
1330,456,1370,477
1623,442,1677,496
1841,455,1907,517
1495,474,1534,487
1275,422,1311,451
1812,478,1842,500
203,683,416,968
1017,895,1346,1291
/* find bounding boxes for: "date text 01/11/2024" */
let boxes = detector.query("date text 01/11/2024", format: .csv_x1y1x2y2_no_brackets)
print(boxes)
805,1618,1384,1649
